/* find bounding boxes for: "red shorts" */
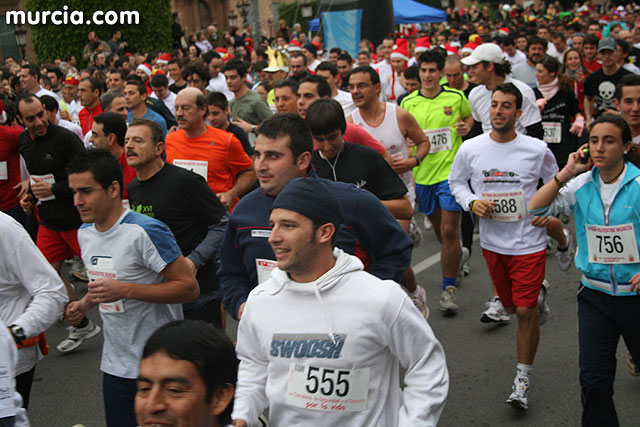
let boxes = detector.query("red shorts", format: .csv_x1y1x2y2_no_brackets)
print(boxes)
482,249,546,309
37,226,81,263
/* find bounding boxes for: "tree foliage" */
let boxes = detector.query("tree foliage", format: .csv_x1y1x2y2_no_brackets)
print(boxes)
277,0,319,35
25,0,172,65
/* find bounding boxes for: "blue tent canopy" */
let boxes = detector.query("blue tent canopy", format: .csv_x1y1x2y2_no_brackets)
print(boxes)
394,0,446,24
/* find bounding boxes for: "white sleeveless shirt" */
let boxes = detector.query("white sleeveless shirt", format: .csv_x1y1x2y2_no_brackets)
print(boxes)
351,103,414,201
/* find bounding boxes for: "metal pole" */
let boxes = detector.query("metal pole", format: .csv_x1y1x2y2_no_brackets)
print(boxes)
250,0,261,42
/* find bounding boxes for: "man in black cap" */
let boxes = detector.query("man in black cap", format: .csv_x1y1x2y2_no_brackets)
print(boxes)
232,177,448,427
584,37,632,126
218,113,412,322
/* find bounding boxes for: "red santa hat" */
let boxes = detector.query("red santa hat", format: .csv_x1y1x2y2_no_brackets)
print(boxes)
444,44,458,55
0,100,5,124
156,53,172,64
136,63,152,77
390,39,409,61
413,36,431,54
288,39,301,52
461,43,476,55
64,75,79,86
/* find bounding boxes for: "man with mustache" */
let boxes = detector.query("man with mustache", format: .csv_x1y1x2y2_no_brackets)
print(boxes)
126,118,228,329
512,37,548,88
165,88,255,211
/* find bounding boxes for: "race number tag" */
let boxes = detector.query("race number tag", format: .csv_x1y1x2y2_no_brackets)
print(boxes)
586,223,640,264
0,161,7,180
173,159,208,181
30,173,56,201
481,190,526,222
86,258,125,314
542,122,562,144
256,258,277,284
286,364,369,412
424,127,452,153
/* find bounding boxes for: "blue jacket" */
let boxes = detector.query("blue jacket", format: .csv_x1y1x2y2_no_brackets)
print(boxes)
218,171,413,319
535,163,640,296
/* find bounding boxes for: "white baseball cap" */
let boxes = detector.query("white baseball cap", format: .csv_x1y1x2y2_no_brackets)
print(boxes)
460,43,505,66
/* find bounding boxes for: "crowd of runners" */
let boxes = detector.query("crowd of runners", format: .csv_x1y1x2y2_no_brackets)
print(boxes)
2,1,640,426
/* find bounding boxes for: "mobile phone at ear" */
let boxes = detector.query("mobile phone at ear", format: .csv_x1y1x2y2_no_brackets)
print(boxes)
580,148,590,164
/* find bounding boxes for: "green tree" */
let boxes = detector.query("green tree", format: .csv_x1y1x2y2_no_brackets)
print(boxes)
25,0,172,65
277,0,318,35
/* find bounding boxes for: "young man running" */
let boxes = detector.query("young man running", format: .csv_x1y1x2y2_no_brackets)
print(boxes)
449,83,558,409
400,50,473,314
347,65,430,315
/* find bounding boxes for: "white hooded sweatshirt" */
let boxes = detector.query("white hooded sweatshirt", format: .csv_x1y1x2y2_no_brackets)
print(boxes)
233,249,449,426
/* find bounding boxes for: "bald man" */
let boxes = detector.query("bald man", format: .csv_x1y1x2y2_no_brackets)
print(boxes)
165,88,255,211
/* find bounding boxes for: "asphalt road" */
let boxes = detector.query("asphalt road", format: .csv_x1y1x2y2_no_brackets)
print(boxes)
26,213,640,426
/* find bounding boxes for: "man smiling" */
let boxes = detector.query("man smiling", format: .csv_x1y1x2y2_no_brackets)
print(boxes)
232,177,448,426
136,320,237,427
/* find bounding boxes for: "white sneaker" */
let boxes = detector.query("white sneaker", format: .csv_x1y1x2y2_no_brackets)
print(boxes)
57,319,101,353
439,287,458,314
457,247,470,284
409,217,423,247
480,297,510,323
462,257,471,277
556,229,575,271
410,286,429,319
538,280,550,325
423,216,433,230
506,376,530,409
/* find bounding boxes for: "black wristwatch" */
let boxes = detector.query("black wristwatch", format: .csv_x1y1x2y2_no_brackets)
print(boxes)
9,324,26,345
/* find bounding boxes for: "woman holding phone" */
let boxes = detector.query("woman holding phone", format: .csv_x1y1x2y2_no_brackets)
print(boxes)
528,115,640,426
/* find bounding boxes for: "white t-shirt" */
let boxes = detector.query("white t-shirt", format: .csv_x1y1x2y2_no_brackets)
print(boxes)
333,89,356,116
206,73,235,101
57,118,84,140
0,323,29,426
149,90,177,116
510,62,537,88
375,61,392,84
78,209,184,379
599,164,625,214
60,98,82,125
449,132,558,255
308,58,322,72
35,86,59,101
469,77,542,134
504,50,527,66
623,63,640,75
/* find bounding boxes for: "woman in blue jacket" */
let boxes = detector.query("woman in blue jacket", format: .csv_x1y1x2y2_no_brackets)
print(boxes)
528,115,640,427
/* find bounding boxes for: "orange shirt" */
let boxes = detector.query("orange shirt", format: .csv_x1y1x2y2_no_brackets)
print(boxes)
118,151,138,200
165,126,252,209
